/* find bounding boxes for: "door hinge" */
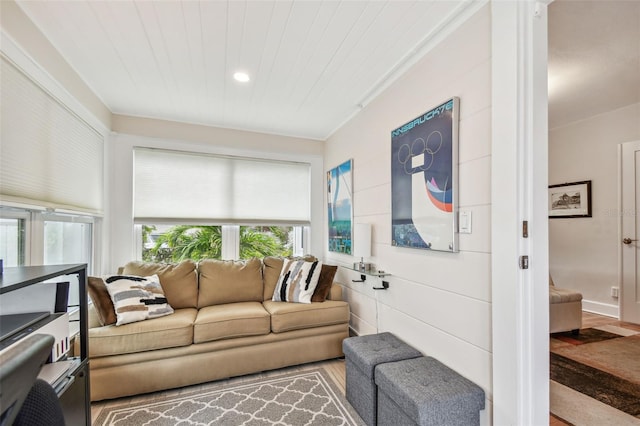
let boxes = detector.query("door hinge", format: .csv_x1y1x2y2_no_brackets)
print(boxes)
519,255,529,269
522,221,528,238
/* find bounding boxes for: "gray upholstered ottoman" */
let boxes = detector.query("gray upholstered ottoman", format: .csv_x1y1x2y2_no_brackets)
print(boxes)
342,332,422,425
375,357,485,426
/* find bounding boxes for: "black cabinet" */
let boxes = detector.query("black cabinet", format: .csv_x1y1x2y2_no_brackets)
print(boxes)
58,362,89,425
0,264,91,425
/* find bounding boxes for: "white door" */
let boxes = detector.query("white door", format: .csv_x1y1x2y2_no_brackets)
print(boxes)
621,140,640,324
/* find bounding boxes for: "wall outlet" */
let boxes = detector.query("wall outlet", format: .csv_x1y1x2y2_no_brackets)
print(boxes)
611,286,619,298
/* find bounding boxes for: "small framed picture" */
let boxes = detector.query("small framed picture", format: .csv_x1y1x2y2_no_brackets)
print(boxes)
548,180,592,218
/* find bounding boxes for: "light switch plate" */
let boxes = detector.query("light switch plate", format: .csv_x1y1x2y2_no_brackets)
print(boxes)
459,211,472,234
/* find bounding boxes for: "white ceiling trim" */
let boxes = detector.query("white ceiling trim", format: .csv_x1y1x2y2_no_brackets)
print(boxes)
328,0,489,139
0,30,109,136
357,0,487,109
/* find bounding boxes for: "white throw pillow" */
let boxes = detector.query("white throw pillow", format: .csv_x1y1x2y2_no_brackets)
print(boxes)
105,274,174,326
272,259,323,303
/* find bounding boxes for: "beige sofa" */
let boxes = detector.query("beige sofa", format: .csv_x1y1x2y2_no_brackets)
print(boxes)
87,257,349,401
549,275,582,334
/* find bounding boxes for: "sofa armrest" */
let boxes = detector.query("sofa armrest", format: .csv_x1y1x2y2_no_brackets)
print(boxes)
328,283,343,301
87,303,103,328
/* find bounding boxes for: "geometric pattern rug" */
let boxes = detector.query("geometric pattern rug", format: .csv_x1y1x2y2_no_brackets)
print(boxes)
550,327,640,422
94,367,365,426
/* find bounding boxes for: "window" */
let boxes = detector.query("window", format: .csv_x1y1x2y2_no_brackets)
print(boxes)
239,226,294,259
0,207,95,272
43,215,93,267
0,54,103,272
133,148,311,262
0,216,26,267
139,224,303,262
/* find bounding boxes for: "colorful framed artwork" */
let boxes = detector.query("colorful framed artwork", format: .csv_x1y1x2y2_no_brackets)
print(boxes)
548,180,592,218
391,97,460,252
327,159,353,254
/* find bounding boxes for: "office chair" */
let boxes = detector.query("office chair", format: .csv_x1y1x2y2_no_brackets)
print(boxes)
0,334,63,426
13,379,65,426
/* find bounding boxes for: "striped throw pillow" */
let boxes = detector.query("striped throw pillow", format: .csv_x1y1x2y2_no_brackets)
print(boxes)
105,274,174,326
272,259,323,303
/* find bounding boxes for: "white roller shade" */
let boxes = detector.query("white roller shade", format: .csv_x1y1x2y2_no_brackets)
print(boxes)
134,148,311,224
0,57,104,214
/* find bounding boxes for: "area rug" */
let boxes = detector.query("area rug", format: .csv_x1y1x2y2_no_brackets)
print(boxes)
550,329,640,420
553,334,640,383
94,367,365,426
551,327,624,345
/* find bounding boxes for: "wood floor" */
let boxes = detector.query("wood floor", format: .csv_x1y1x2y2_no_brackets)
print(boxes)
91,313,638,425
580,311,640,332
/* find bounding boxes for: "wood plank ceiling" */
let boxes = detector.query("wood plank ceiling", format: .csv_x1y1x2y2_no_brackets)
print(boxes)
16,1,638,138
16,0,468,140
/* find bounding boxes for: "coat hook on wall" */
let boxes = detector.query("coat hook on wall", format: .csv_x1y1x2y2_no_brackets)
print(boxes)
373,281,389,290
352,274,366,283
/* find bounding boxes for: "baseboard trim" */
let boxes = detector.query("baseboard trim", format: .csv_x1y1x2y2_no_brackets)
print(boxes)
582,299,619,319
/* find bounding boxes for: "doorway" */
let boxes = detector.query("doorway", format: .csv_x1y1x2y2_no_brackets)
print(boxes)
621,140,640,323
547,0,640,423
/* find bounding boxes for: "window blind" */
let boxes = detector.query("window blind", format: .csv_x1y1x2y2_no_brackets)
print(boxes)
134,148,311,224
0,57,104,214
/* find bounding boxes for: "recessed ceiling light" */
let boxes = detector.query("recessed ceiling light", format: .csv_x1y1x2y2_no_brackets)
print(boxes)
233,72,250,83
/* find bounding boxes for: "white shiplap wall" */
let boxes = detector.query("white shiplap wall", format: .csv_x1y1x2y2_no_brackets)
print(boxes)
324,5,492,421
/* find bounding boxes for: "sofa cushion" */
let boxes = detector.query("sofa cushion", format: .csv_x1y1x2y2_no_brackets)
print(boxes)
105,274,174,326
87,276,117,326
121,260,198,309
263,256,285,301
198,258,263,307
194,302,270,343
263,300,349,333
272,259,323,304
88,308,197,357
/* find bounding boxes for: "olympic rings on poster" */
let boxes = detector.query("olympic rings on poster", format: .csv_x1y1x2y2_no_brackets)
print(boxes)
396,130,443,175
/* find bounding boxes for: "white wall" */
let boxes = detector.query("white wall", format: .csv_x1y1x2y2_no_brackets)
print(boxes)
549,102,640,317
107,115,324,273
324,5,492,422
